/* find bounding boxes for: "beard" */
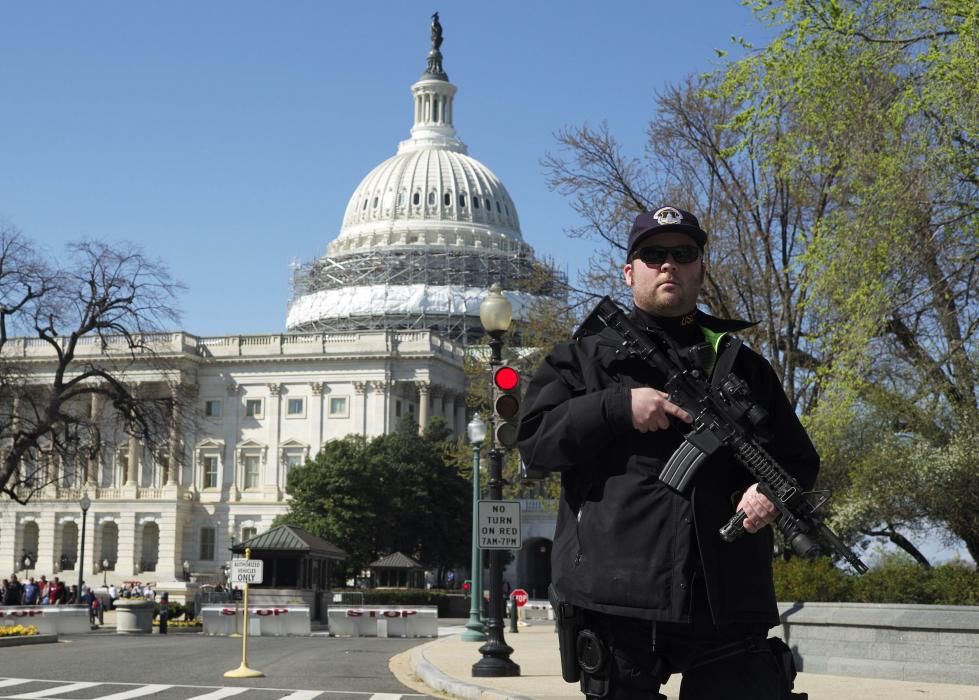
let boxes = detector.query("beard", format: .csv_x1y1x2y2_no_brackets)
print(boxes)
632,282,699,317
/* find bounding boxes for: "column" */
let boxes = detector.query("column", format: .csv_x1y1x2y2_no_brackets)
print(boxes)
431,385,445,422
166,387,180,486
369,380,391,435
226,383,240,498
38,512,57,577
416,381,431,434
87,394,100,487
126,435,139,486
267,383,282,492
116,511,137,577
310,382,324,453
354,382,369,437
454,394,467,438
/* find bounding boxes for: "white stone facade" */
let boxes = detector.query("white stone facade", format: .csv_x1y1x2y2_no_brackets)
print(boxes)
1,329,466,586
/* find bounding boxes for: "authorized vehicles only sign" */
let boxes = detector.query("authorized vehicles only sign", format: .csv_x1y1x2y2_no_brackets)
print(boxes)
229,559,264,585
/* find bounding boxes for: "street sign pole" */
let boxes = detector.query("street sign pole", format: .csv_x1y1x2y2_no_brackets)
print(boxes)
224,547,264,679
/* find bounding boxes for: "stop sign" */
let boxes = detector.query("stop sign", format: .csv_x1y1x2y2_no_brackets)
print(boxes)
511,588,529,607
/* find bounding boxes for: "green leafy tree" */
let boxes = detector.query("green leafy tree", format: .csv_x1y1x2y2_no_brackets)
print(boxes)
544,0,978,565
276,418,470,584
724,0,979,563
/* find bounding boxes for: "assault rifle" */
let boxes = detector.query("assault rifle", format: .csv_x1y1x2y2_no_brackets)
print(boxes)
577,296,868,574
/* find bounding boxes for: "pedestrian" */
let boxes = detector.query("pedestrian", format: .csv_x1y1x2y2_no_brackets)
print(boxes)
518,206,817,699
38,575,48,604
107,582,118,609
22,577,39,605
47,576,63,605
2,575,23,605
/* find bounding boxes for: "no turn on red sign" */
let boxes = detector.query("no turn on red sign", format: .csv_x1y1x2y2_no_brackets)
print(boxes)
478,500,522,549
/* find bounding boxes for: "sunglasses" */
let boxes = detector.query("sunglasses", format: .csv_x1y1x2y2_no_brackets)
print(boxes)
632,245,701,265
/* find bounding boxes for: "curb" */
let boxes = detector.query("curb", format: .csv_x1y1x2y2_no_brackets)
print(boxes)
0,634,59,648
409,641,535,700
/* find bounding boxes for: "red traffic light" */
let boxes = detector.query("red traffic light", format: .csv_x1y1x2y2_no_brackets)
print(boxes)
494,366,519,391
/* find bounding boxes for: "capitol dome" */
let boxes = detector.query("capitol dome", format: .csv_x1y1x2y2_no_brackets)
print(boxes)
286,21,556,343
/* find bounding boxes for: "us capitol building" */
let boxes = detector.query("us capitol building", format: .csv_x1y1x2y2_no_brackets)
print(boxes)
1,18,556,595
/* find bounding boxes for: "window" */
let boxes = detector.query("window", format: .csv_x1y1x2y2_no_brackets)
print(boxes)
204,400,222,418
286,398,305,417
241,527,257,542
412,192,420,205
444,192,451,206
203,456,219,489
428,191,435,206
243,455,261,489
395,399,402,418
473,197,480,209
496,201,501,213
245,399,263,418
459,194,467,208
329,396,349,417
284,452,304,474
199,528,215,561
372,196,378,208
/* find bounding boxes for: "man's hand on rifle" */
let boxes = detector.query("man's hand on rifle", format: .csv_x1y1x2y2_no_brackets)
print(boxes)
736,484,778,533
630,387,693,432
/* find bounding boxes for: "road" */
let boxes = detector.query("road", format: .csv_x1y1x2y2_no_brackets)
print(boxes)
0,633,433,699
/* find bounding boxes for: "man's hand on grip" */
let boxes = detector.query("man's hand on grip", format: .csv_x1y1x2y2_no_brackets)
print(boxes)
630,387,692,433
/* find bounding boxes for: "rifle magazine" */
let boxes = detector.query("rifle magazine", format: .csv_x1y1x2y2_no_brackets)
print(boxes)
661,440,709,492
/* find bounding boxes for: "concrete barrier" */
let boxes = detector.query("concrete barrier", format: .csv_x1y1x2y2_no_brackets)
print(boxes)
778,602,979,686
327,606,438,638
0,605,89,635
520,600,554,622
201,605,311,636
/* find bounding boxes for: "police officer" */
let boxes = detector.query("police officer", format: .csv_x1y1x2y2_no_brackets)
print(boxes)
518,207,818,699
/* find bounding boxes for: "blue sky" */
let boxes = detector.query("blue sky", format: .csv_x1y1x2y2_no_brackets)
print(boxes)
1,2,971,565
1,0,773,334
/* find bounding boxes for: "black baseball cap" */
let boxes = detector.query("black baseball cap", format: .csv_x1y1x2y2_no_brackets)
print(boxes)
626,206,708,260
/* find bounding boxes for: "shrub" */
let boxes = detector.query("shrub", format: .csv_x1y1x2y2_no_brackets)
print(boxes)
774,556,979,605
850,556,932,603
927,561,979,605
774,557,851,602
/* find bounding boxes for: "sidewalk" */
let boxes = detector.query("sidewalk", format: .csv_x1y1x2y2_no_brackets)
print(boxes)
394,621,979,699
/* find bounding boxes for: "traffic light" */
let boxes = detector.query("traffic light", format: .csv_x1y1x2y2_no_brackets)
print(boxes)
492,365,521,448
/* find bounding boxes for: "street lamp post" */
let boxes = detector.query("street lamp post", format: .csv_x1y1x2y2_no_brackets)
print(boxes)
78,494,91,596
102,559,110,587
462,414,488,642
183,560,191,582
472,284,520,678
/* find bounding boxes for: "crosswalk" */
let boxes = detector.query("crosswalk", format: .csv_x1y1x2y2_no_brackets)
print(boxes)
0,680,419,700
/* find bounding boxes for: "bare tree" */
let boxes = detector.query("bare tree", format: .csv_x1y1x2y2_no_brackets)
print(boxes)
0,226,185,503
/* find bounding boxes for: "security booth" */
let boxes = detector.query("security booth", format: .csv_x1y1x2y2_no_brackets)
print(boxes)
369,551,425,588
230,525,346,622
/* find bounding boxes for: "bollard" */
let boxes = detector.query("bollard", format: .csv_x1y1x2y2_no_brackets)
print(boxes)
159,592,168,634
509,595,518,634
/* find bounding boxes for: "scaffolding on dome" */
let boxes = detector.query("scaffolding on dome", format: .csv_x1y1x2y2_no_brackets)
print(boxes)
287,246,564,345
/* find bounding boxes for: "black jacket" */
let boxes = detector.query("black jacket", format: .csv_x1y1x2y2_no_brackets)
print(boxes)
517,308,819,627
